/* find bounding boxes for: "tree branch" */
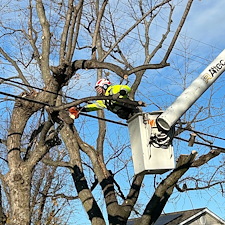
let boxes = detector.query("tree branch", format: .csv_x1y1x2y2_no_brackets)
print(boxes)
42,158,72,169
127,63,170,75
122,174,144,218
149,3,173,61
0,47,32,91
176,181,225,192
162,0,194,63
49,95,145,112
100,0,172,62
59,124,106,224
36,0,51,82
92,0,108,59
28,0,41,65
60,0,74,63
42,192,79,201
66,0,84,62
0,185,6,225
137,151,197,225
191,149,220,167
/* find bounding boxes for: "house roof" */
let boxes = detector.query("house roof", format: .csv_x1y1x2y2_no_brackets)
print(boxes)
127,208,225,225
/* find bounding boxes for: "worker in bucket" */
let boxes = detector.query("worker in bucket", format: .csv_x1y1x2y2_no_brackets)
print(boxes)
69,78,140,120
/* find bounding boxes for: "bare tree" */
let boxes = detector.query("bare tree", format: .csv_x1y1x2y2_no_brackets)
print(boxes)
0,0,224,225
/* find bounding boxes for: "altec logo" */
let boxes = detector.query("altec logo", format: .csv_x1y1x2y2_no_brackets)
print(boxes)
209,59,225,76
202,73,212,84
202,59,225,83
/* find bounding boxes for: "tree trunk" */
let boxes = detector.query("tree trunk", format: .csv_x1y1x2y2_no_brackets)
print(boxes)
5,165,32,225
0,186,6,225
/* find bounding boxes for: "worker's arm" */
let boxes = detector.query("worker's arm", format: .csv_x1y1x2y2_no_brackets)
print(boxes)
81,100,107,112
69,100,106,119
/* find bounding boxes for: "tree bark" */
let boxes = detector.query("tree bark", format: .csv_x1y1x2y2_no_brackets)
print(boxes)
0,186,6,225
5,165,32,225
137,151,197,225
60,124,106,225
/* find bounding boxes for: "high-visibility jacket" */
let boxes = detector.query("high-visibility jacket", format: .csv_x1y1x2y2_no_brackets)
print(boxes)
82,85,131,112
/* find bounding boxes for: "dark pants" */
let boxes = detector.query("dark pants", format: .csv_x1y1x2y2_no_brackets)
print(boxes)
110,105,141,120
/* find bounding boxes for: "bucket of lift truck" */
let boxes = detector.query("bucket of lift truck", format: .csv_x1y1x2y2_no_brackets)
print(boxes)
127,111,175,175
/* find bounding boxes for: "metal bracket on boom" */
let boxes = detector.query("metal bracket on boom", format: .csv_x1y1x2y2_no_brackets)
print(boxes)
142,112,175,149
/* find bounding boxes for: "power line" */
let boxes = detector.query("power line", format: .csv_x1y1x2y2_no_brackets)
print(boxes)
117,1,221,51
0,76,134,125
175,136,225,151
2,77,225,142
0,90,50,106
79,112,127,126
1,88,225,149
1,78,225,138
176,126,225,142
0,89,128,126
89,11,219,66
0,3,224,152
0,76,79,102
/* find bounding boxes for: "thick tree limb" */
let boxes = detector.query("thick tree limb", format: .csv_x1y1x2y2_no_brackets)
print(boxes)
122,174,145,218
191,149,220,167
72,59,170,78
59,124,106,225
49,95,145,112
36,0,51,82
137,151,197,225
92,0,108,60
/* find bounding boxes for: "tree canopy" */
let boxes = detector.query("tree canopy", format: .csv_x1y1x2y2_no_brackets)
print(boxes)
0,0,225,224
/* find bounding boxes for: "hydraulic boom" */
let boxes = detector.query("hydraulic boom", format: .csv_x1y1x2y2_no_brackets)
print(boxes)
128,49,225,175
157,49,225,131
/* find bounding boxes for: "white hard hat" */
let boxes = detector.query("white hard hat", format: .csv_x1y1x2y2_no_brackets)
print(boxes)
95,78,111,90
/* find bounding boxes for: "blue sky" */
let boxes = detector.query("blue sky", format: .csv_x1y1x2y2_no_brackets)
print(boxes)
64,1,225,223
159,0,225,220
184,0,225,47
1,0,225,224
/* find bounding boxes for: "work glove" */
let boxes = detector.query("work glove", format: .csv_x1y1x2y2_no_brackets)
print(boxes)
69,107,80,119
112,93,120,100
112,90,127,100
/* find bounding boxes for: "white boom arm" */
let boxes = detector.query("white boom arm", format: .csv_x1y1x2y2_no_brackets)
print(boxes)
157,49,225,131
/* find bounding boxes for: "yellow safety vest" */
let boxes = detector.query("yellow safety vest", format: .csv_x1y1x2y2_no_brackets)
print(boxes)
83,85,131,112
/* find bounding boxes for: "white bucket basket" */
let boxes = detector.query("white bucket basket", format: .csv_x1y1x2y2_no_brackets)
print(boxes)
128,111,175,175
